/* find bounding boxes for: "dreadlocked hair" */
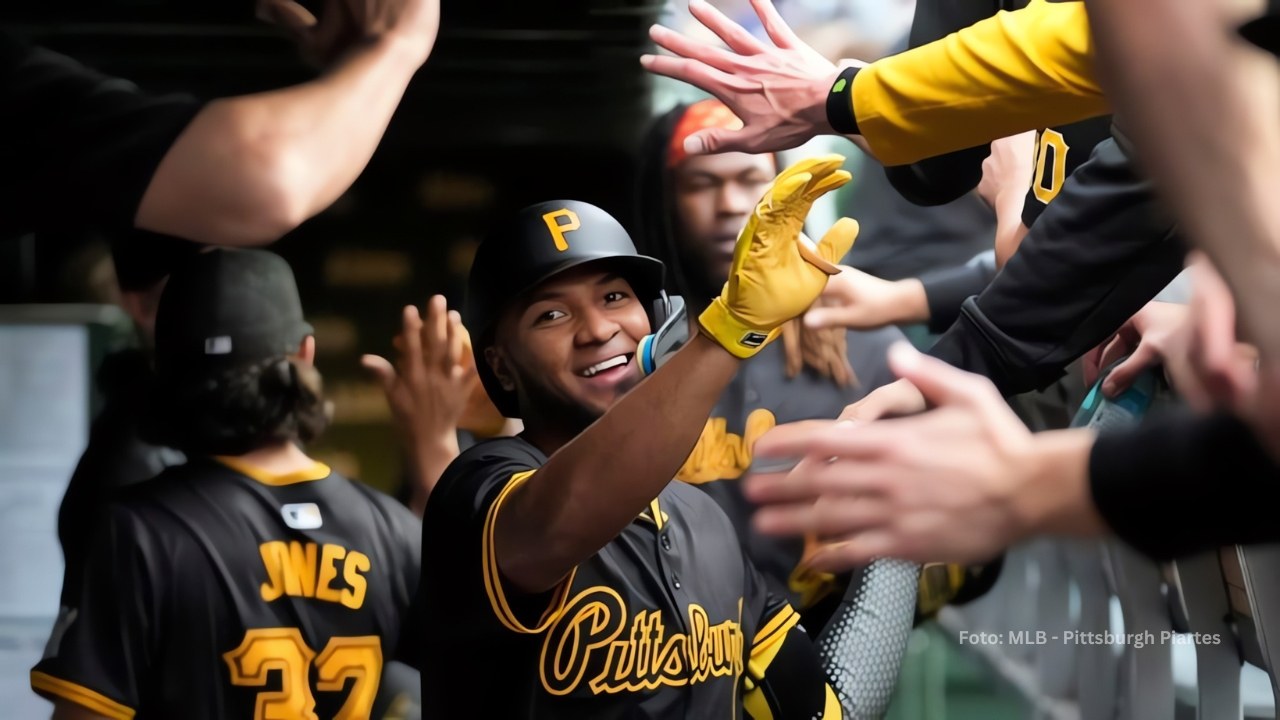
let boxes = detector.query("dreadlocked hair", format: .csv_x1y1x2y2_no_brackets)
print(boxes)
781,297,858,388
146,356,332,456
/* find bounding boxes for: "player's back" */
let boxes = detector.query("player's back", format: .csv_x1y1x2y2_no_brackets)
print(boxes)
33,456,422,720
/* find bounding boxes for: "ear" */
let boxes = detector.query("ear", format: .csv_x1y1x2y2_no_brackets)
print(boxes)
296,335,317,366
484,346,516,392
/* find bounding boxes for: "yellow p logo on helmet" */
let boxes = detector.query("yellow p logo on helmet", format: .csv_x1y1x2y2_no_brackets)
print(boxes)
542,209,580,251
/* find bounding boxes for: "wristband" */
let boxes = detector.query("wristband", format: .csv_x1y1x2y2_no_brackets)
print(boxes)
826,66,861,135
697,298,779,359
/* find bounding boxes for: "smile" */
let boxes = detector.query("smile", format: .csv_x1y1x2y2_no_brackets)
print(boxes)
579,354,633,378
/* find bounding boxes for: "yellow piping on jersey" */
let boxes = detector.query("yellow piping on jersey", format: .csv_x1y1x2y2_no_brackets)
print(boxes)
742,604,800,719
31,671,136,720
483,470,577,634
638,497,669,528
750,603,799,653
215,456,331,486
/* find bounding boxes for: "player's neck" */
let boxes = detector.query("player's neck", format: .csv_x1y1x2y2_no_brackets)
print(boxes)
222,441,316,476
520,425,573,457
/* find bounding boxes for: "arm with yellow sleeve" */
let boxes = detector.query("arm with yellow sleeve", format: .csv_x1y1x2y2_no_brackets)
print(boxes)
644,0,1107,166
842,0,1106,166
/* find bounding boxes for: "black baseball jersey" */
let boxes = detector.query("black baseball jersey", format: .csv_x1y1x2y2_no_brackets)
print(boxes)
32,456,422,720
418,436,840,719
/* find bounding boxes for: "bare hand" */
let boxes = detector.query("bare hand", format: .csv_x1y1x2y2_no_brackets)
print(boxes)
258,0,440,67
362,295,466,505
640,0,844,156
746,343,1046,567
976,131,1036,212
1085,301,1188,394
805,265,928,330
977,132,1035,266
1087,256,1257,408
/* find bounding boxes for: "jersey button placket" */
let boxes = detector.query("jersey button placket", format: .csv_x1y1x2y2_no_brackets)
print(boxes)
654,520,691,634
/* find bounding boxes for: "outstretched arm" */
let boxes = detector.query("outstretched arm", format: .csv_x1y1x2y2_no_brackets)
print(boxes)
642,0,1104,165
136,0,439,246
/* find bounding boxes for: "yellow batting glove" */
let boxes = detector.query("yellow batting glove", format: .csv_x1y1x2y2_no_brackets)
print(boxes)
699,155,859,358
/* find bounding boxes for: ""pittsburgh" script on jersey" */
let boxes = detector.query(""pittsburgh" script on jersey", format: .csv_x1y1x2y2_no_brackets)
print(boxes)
539,587,745,696
257,540,370,610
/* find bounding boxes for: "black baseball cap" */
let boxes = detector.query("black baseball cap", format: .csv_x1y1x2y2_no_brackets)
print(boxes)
1240,0,1280,57
154,248,313,379
110,229,202,292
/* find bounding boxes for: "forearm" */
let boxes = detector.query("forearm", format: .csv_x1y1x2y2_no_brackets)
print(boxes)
852,2,1105,166
137,34,427,246
407,434,461,516
498,334,738,591
1086,0,1280,355
1011,428,1106,540
993,219,1029,268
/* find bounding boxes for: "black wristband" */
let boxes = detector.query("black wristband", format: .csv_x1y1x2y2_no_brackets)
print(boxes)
826,66,861,135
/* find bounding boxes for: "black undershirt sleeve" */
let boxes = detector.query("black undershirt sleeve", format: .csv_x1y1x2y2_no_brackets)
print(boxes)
1090,411,1280,560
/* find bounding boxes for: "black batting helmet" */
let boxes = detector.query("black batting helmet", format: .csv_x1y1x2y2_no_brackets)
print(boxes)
465,200,666,418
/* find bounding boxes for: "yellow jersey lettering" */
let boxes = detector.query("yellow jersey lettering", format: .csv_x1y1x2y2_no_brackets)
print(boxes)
341,551,371,610
540,587,745,696
542,209,581,251
257,541,371,609
316,544,345,604
259,541,288,602
1032,129,1069,205
677,409,777,484
289,541,319,597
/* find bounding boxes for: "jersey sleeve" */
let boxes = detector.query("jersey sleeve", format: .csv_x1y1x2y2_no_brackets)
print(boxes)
741,558,843,719
852,0,1104,167
0,31,202,235
422,441,577,636
881,0,1008,205
31,504,159,719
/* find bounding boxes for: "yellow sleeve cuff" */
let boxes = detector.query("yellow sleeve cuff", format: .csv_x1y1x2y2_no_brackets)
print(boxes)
481,470,577,634
31,671,136,720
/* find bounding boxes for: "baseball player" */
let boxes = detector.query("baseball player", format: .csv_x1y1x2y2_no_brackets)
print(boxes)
633,99,912,618
419,157,864,717
32,249,423,719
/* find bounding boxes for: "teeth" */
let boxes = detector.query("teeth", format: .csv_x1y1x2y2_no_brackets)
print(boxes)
581,355,629,378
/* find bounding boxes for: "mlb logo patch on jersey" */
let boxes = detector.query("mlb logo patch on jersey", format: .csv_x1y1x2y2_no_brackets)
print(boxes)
282,503,323,530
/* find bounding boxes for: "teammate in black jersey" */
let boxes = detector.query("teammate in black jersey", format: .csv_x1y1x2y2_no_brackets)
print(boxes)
32,249,421,720
419,156,862,717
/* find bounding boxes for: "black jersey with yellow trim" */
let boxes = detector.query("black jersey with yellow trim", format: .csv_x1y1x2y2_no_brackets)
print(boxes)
884,0,1113,220
418,435,838,718
31,456,421,719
